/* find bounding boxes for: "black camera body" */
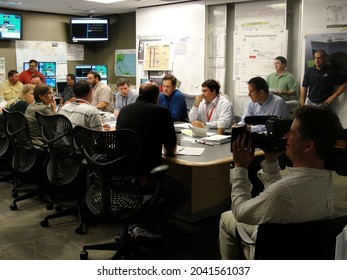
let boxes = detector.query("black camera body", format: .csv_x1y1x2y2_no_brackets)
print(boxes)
231,117,292,153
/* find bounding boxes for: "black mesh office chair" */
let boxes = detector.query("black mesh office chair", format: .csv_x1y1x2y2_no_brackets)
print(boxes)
73,126,168,259
35,111,85,234
236,215,347,260
0,114,13,183
2,109,53,210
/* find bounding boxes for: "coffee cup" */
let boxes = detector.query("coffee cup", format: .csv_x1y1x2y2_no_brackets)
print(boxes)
217,120,226,135
176,131,182,145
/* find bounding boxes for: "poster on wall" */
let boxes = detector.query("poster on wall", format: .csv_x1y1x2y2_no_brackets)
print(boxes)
115,49,136,77
143,41,173,71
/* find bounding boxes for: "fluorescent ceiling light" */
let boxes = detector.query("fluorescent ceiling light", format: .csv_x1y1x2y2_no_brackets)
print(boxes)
85,0,126,3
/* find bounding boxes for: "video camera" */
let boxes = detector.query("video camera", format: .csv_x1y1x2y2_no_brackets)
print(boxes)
231,116,347,176
231,116,292,153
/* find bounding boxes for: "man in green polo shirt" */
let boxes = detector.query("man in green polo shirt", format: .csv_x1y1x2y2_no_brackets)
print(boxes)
266,56,297,101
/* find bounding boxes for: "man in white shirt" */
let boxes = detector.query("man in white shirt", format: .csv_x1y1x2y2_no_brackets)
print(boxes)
219,105,341,259
188,79,233,128
87,71,114,113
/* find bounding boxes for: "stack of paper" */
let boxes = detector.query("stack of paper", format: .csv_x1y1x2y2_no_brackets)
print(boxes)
201,134,231,144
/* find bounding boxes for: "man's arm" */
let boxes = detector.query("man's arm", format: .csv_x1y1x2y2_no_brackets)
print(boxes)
96,101,108,110
324,82,347,105
188,96,202,122
300,86,308,106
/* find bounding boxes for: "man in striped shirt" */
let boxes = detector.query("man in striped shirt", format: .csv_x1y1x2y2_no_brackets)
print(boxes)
219,106,341,259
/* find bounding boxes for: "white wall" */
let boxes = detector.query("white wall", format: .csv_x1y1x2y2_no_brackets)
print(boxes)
136,1,206,95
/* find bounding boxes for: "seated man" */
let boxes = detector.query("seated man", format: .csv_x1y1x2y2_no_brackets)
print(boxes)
60,73,77,106
188,79,233,128
59,80,106,131
219,106,341,259
159,74,187,122
114,78,138,117
116,81,188,238
240,76,288,133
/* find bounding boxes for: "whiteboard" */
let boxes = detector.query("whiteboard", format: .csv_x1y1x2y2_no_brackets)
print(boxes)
136,1,205,95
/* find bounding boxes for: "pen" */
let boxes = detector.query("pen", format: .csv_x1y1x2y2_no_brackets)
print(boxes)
178,147,185,151
195,139,214,146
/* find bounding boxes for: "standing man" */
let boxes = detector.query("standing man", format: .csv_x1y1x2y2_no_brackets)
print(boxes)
114,78,138,117
300,49,347,106
159,74,187,122
241,76,288,133
59,80,104,131
87,71,114,113
0,70,23,104
188,79,233,128
19,59,46,85
219,106,341,259
116,82,188,239
60,73,76,106
266,56,297,101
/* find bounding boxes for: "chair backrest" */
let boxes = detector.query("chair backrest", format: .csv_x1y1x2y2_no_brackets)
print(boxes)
254,215,347,260
184,93,196,113
73,126,143,219
285,100,300,119
0,114,9,157
35,111,81,185
2,109,37,173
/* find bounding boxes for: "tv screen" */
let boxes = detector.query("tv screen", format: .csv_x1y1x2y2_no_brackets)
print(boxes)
70,18,109,42
92,65,108,79
46,78,57,92
39,62,56,77
75,65,92,79
0,12,22,40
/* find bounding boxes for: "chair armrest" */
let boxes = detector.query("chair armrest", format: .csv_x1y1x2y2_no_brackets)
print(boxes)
150,164,169,176
236,224,256,246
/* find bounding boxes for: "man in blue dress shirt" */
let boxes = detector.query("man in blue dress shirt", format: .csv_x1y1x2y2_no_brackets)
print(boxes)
159,74,187,122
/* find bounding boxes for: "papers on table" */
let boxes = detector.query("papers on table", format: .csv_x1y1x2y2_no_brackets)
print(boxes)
201,134,231,144
181,129,215,137
174,123,191,129
176,146,204,156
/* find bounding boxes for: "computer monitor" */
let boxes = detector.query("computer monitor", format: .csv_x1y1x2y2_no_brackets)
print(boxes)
39,62,56,77
75,65,92,79
57,82,67,94
46,78,57,92
101,79,108,85
92,65,108,79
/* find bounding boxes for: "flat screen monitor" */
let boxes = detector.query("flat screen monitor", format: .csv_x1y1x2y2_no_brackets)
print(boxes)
0,12,22,40
101,79,108,85
92,65,107,79
38,62,56,77
57,82,67,94
46,78,57,92
70,18,109,43
75,65,92,79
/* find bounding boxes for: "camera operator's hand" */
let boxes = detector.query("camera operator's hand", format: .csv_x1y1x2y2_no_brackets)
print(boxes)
232,134,254,168
264,150,284,163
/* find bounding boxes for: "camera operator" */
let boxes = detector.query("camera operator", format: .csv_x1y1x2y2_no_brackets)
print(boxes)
219,106,341,259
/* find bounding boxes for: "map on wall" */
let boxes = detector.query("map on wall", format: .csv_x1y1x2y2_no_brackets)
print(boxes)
115,49,136,77
233,30,288,95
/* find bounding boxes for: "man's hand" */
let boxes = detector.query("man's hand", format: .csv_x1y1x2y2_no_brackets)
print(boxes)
194,95,203,107
191,120,205,128
232,134,254,168
323,95,335,105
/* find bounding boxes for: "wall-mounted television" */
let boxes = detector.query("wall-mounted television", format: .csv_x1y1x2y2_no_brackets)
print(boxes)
91,65,107,79
38,62,56,77
0,12,22,40
70,18,109,43
75,65,92,79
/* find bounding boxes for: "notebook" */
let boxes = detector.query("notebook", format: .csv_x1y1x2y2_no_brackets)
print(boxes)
201,134,231,144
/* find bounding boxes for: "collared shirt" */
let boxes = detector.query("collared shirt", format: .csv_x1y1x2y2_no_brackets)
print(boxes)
19,69,46,85
91,81,114,113
59,99,103,130
61,85,75,103
231,160,333,225
266,71,297,101
302,64,346,103
0,80,23,102
159,89,187,122
114,88,138,111
241,92,288,133
188,94,233,128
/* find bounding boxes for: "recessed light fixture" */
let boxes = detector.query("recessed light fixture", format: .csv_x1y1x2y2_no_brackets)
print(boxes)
85,0,126,4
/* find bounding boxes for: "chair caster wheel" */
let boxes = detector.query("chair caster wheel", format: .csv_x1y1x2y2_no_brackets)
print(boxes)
55,205,63,212
41,219,49,227
75,224,86,235
46,203,53,210
10,203,17,211
11,191,18,198
80,251,88,260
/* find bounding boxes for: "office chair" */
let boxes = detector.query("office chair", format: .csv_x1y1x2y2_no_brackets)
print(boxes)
285,100,300,119
73,126,169,259
0,114,12,182
2,109,53,210
183,93,196,114
35,111,85,234
236,215,347,260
